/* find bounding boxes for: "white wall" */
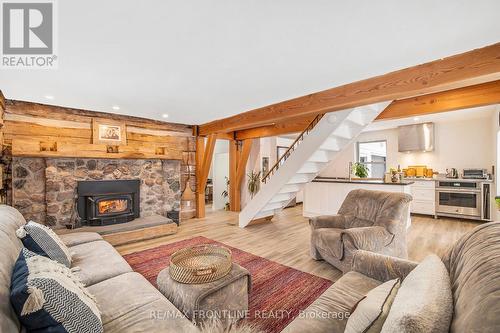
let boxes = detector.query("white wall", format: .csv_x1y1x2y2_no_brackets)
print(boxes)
242,139,262,208
212,153,229,210
210,140,229,210
320,116,495,177
493,106,500,221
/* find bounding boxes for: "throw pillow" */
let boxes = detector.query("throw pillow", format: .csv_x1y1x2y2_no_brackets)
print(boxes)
16,220,72,267
380,254,453,333
345,278,401,333
10,248,103,333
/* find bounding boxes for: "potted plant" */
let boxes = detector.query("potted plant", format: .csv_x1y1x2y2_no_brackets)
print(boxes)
247,171,261,198
352,162,369,178
221,177,230,211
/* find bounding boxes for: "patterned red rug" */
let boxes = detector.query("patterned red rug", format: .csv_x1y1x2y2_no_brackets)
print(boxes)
123,236,332,332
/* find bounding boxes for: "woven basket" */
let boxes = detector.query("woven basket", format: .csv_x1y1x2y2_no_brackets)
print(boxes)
169,245,232,284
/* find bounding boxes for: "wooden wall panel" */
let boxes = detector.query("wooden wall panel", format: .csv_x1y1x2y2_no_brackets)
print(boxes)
6,100,191,133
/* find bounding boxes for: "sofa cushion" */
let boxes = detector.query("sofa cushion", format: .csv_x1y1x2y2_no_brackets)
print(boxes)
70,240,132,286
442,221,500,333
87,272,196,333
345,278,400,333
381,255,452,333
0,205,26,333
10,248,103,333
283,271,381,333
17,221,72,267
59,232,103,247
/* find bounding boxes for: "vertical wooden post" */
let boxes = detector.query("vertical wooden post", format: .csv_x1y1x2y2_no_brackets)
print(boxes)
229,140,238,211
229,139,253,212
195,134,216,218
195,137,205,218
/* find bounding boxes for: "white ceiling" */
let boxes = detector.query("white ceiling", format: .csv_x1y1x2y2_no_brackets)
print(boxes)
1,1,500,125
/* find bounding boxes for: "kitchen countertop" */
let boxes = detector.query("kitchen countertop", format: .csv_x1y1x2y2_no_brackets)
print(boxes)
313,177,414,186
406,176,494,183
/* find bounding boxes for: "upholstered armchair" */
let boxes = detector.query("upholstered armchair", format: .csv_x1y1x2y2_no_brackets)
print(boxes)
310,189,412,273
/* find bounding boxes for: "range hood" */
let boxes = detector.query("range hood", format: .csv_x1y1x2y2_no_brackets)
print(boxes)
398,123,434,152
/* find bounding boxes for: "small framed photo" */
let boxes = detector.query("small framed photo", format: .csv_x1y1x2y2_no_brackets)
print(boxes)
92,119,127,145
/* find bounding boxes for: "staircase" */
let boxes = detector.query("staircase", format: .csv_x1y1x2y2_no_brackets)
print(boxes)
238,101,391,228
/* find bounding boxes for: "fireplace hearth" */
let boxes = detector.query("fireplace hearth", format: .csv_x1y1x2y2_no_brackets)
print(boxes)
77,179,140,226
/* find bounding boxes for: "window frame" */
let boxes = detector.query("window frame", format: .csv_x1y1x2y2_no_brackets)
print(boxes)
356,140,388,178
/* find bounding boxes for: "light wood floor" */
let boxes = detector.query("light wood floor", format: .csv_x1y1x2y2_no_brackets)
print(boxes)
116,205,479,282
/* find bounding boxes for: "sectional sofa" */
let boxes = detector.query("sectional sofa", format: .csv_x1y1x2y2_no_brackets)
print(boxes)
1,204,499,332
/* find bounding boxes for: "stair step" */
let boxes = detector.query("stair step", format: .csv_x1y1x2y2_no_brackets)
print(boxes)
331,123,353,139
269,192,295,203
344,119,364,132
320,137,342,151
279,184,302,194
308,150,333,163
297,162,324,174
346,109,377,126
287,173,315,184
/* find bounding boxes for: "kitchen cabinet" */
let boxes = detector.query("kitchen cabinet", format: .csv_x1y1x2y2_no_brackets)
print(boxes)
409,180,435,215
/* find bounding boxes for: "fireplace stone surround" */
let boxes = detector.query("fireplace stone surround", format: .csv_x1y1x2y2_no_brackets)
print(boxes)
12,157,181,228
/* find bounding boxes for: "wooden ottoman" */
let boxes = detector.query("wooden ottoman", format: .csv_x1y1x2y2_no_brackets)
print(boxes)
157,263,251,325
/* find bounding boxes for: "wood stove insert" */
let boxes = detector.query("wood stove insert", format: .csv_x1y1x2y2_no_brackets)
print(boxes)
77,179,140,226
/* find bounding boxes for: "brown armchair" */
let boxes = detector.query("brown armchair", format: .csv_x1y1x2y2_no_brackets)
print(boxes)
310,189,412,273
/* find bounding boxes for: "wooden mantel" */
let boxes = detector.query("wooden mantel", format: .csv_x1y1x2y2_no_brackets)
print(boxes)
199,43,500,135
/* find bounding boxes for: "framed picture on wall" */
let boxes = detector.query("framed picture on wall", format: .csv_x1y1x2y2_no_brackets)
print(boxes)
92,119,127,145
262,157,269,176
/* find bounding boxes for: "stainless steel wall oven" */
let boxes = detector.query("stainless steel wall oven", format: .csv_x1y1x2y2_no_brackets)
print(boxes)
435,180,490,221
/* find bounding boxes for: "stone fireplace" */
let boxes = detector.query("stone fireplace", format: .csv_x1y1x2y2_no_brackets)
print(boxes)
77,179,140,226
12,157,181,228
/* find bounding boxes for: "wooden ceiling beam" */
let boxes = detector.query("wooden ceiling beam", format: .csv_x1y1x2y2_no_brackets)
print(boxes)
233,79,500,140
199,43,500,135
234,116,314,140
377,79,500,120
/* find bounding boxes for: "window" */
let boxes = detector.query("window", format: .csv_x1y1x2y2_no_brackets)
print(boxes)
357,140,387,178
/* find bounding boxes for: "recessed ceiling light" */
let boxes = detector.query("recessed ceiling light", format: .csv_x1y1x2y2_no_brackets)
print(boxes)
413,117,420,122
112,105,120,110
162,114,169,119
44,95,54,100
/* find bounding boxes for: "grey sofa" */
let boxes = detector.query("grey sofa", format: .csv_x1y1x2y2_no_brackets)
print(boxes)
3,203,498,333
0,205,197,333
286,220,500,332
310,189,412,272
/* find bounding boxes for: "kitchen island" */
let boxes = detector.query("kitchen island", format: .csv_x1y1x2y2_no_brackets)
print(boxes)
303,177,414,227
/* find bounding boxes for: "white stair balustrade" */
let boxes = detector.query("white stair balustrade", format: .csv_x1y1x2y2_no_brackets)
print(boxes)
238,101,391,228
